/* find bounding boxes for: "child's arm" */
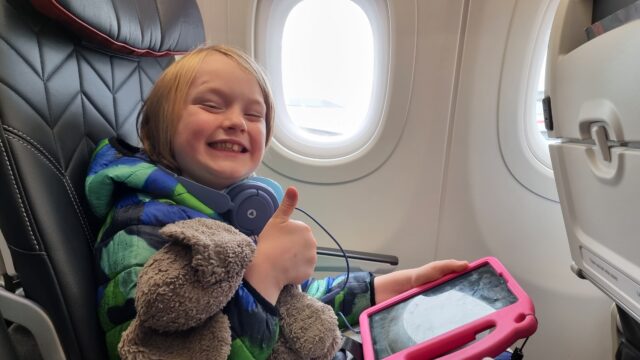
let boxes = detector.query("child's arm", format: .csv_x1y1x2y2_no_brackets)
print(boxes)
373,259,469,304
301,260,467,328
244,187,318,304
302,272,374,328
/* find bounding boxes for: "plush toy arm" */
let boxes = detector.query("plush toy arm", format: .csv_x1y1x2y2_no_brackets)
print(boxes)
272,285,343,360
135,218,255,332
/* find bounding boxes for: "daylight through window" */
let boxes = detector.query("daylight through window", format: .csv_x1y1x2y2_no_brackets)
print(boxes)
281,0,374,143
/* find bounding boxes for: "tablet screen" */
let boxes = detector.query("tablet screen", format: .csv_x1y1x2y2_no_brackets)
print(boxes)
369,264,518,359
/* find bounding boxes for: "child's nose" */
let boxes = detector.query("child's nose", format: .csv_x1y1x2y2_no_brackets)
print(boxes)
223,108,247,131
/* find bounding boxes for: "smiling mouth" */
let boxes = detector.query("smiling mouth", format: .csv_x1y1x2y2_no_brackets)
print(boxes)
209,142,248,153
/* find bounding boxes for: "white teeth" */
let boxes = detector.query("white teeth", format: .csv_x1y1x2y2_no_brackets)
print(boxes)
212,142,244,153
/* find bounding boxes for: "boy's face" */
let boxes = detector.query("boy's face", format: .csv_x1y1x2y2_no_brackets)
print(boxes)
173,53,267,190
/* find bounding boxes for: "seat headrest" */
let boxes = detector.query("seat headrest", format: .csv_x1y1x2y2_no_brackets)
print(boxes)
29,0,205,56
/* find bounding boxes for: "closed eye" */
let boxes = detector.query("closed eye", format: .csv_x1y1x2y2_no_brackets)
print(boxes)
245,113,264,120
201,103,224,111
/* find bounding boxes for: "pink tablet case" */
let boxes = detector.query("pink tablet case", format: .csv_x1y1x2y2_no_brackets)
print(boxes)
359,256,537,360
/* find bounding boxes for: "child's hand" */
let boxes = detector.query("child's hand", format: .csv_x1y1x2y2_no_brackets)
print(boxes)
259,186,318,285
409,259,469,288
374,259,468,304
244,187,317,304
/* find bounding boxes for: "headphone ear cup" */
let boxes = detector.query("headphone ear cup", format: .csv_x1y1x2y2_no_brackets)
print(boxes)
225,182,279,236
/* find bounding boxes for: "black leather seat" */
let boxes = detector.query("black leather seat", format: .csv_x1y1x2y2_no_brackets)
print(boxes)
0,1,204,358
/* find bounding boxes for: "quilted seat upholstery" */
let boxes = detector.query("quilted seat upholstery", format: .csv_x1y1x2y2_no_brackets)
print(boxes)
0,0,202,358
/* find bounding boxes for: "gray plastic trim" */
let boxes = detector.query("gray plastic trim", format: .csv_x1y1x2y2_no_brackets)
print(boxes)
0,230,15,279
0,308,19,360
0,288,66,360
580,270,640,326
611,303,620,360
570,262,586,279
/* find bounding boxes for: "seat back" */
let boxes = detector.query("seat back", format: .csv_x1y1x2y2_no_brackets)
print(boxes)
0,1,203,358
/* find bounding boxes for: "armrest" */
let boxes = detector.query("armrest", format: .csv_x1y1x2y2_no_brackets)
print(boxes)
315,247,398,275
0,288,66,360
0,307,19,360
317,247,398,265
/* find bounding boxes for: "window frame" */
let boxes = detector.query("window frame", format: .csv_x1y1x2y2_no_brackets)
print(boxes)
498,0,560,201
255,0,415,184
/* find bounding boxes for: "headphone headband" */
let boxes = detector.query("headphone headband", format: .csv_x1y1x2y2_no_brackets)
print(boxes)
157,166,282,236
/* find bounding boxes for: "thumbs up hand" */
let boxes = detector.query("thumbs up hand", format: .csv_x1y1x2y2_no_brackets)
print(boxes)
244,187,317,304
269,185,299,224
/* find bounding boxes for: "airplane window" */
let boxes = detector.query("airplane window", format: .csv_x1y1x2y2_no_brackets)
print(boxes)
498,0,559,201
256,0,410,184
260,0,383,161
281,0,373,146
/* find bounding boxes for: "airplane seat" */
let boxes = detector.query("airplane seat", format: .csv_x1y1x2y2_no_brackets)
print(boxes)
0,0,204,359
614,305,640,360
547,0,640,359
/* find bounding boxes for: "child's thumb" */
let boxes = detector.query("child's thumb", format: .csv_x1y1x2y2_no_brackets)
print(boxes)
273,186,298,221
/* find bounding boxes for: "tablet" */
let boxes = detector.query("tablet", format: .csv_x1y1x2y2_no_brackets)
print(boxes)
359,257,537,360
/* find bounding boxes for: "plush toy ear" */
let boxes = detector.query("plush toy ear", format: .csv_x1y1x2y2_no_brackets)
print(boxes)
135,218,255,331
273,285,343,360
159,218,255,285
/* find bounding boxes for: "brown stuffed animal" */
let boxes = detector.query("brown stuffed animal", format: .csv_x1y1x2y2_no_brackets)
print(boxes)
118,218,342,360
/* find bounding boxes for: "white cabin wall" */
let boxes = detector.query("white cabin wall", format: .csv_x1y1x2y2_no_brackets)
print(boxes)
437,0,612,358
196,0,228,44
196,0,254,49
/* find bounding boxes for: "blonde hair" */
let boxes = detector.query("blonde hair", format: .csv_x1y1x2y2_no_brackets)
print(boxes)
138,45,275,173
